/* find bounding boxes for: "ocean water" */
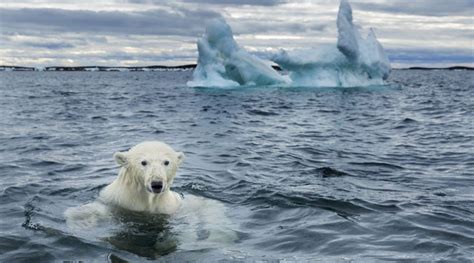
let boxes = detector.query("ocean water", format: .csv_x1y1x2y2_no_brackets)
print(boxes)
0,70,473,262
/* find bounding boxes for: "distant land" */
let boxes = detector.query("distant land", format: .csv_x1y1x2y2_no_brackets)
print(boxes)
0,65,472,72
0,64,197,72
399,66,474,71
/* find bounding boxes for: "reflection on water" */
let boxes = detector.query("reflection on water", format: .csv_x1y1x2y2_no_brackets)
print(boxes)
105,209,177,259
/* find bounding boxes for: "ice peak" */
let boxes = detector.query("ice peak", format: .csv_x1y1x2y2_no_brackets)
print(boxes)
187,17,289,87
337,0,360,60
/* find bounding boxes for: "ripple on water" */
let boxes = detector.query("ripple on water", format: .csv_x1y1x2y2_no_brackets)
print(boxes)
0,70,473,261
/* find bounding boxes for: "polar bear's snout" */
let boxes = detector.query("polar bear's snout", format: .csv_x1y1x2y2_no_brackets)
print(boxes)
143,163,169,194
149,180,164,193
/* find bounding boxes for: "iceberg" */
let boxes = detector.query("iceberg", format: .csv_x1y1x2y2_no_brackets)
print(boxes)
188,0,390,88
187,18,290,87
272,0,391,87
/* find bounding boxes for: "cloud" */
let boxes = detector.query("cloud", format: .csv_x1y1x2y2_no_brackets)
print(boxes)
0,0,472,67
232,20,328,36
0,7,222,37
352,0,474,17
22,41,75,49
126,0,286,6
387,48,474,64
180,0,286,6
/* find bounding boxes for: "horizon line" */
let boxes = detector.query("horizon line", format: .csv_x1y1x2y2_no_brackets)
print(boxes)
1,64,473,71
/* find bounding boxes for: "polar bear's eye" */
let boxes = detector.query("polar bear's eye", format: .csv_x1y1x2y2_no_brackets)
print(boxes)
163,160,170,166
141,160,148,166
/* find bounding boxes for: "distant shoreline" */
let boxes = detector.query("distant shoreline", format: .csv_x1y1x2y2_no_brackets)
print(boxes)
0,64,472,72
0,64,198,72
397,66,474,71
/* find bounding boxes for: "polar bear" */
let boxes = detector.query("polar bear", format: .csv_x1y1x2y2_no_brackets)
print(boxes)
65,141,237,249
65,141,184,228
100,141,184,214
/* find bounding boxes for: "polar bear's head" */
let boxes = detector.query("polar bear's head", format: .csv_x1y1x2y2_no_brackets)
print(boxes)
113,141,184,194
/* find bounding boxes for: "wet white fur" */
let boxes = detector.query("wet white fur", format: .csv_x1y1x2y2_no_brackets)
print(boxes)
64,141,237,246
100,141,184,214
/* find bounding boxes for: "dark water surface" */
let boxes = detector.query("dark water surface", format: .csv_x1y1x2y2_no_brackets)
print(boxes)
0,70,473,262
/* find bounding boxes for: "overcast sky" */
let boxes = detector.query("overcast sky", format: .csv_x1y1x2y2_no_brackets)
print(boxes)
0,0,472,68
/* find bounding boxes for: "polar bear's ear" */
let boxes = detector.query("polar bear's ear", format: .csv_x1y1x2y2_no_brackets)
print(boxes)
176,152,185,165
114,151,129,166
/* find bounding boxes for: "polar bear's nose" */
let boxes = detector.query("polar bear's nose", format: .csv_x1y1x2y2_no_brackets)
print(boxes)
150,181,164,193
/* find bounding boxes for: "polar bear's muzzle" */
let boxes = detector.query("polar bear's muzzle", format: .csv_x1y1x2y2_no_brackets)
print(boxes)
149,180,164,194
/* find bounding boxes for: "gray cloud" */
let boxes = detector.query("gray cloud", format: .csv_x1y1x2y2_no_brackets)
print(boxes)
0,7,221,37
22,41,75,49
2,46,196,64
126,0,286,6
387,48,474,64
0,5,328,40
181,0,286,6
232,20,328,35
353,0,474,17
